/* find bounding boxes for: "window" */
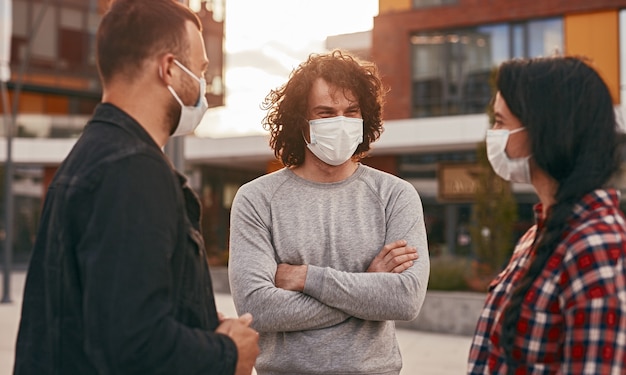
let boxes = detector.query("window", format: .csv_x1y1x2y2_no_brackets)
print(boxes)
527,19,563,57
59,29,88,69
14,1,99,74
411,18,563,118
413,0,457,9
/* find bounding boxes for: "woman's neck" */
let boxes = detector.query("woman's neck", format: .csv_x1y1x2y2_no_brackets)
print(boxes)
531,165,558,218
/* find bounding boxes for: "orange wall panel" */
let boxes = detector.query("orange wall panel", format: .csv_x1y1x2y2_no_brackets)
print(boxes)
19,92,45,113
266,159,283,173
45,95,69,114
0,91,73,115
565,10,620,103
379,0,411,14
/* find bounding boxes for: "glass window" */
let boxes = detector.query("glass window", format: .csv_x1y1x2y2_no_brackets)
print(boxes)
30,3,57,64
511,24,525,59
12,0,28,37
411,18,563,118
413,0,458,9
411,27,508,117
528,19,563,57
16,1,99,74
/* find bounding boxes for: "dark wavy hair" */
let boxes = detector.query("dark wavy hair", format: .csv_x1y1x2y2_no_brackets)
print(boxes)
261,49,386,167
97,0,201,85
496,56,620,373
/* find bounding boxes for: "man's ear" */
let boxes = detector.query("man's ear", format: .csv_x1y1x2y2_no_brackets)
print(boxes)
157,54,176,85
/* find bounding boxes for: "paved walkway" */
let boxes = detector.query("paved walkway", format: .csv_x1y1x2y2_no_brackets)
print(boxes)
0,270,472,374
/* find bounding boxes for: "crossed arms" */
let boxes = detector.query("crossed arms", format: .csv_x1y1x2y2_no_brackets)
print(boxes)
228,183,430,333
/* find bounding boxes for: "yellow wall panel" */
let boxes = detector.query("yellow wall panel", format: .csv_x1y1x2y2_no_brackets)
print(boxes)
379,0,411,14
565,10,620,103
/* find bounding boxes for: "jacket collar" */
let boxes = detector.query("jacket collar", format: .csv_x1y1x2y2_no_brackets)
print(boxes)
90,102,162,152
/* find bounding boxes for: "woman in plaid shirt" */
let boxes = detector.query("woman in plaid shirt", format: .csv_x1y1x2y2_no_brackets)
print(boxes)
467,56,626,374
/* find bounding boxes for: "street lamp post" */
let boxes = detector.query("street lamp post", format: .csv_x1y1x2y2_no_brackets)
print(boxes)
0,0,12,304
0,0,50,303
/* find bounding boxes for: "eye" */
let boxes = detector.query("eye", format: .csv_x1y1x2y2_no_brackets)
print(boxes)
316,111,334,118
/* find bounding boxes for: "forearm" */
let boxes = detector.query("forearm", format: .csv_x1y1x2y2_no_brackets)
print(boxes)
229,188,353,332
302,204,430,321
229,262,350,332
303,250,429,321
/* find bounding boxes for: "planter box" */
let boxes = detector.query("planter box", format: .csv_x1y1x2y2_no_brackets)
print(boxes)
396,291,486,336
209,266,486,336
210,266,231,294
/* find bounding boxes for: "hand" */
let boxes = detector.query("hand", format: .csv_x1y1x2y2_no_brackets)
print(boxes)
216,313,259,375
275,264,307,292
367,240,418,273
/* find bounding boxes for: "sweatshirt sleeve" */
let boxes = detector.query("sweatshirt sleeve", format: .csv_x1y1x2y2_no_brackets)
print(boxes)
302,181,430,321
228,184,351,333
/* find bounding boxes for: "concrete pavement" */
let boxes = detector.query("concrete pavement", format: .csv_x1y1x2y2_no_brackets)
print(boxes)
0,270,472,374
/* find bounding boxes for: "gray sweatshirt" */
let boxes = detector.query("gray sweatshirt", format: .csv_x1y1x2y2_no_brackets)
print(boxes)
228,165,429,375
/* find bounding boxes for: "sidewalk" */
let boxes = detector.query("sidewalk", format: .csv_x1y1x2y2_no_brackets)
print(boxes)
0,270,472,374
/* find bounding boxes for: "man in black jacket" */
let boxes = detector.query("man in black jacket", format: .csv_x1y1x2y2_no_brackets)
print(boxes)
13,1,259,374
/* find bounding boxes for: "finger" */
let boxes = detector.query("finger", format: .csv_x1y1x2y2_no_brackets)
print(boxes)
384,246,417,264
217,311,226,322
392,260,413,273
387,252,418,268
238,312,253,325
380,240,407,257
386,245,416,259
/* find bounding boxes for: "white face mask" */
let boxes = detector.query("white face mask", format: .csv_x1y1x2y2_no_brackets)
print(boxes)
166,59,209,137
305,116,363,166
486,128,531,184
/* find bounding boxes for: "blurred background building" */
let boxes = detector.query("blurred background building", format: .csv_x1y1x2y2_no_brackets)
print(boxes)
0,0,234,262
365,0,626,257
2,0,626,264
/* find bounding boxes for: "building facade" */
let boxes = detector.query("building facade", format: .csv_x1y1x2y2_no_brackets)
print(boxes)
3,0,626,262
0,0,230,262
367,0,626,255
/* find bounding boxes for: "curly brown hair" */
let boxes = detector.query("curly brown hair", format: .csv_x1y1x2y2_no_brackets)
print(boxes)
261,49,387,167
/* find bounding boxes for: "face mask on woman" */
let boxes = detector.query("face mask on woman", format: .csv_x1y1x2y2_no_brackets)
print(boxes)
486,127,531,184
305,116,363,166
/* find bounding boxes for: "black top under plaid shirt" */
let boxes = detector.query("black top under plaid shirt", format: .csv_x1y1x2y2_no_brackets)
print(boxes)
468,189,626,374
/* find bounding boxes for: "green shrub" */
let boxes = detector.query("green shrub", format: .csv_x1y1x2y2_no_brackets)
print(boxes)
428,255,472,291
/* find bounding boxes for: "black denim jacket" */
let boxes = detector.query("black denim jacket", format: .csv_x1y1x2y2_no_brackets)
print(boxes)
13,103,237,374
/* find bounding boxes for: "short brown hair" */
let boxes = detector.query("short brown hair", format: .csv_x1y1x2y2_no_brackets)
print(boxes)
262,49,387,167
96,0,201,85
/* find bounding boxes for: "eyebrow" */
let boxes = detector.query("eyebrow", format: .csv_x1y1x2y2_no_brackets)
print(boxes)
311,105,336,112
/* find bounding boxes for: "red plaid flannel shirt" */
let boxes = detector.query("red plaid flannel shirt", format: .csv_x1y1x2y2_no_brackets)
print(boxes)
468,189,626,374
